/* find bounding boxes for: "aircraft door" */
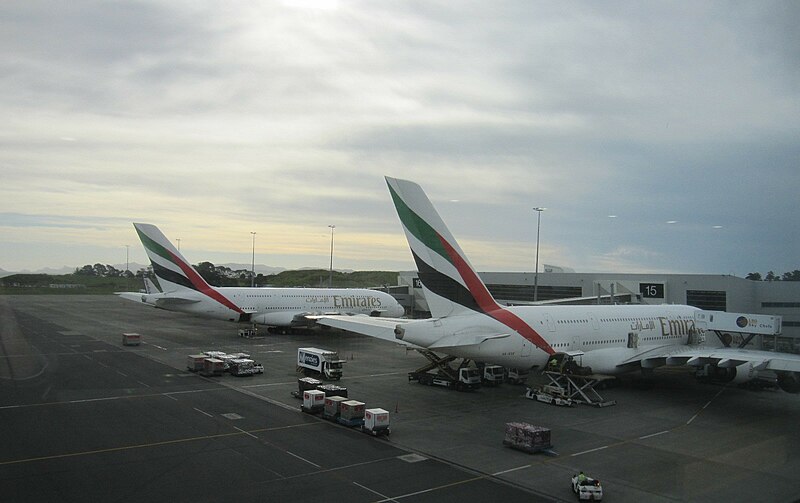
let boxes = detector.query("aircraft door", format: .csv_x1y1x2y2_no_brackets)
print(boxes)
544,313,556,332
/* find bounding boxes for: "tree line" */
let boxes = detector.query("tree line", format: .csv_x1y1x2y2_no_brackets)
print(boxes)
745,270,800,281
72,261,397,289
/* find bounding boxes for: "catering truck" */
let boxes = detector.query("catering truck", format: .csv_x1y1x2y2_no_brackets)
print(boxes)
296,347,344,380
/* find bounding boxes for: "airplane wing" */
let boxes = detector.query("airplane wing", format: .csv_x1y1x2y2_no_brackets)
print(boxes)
621,346,800,373
314,315,420,347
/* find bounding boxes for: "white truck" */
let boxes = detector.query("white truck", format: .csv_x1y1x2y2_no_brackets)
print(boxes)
506,368,529,385
408,367,481,391
482,365,505,386
297,347,344,380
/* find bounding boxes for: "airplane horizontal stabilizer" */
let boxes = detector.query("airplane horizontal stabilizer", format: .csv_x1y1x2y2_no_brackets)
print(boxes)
115,292,146,303
429,332,510,349
154,296,201,307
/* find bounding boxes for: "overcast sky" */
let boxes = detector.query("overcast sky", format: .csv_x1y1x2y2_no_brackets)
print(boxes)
1,1,798,277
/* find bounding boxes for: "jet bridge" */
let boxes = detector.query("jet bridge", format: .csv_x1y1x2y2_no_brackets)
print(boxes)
695,311,782,348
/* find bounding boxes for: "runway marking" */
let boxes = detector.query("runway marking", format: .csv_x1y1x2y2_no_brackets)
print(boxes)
136,381,151,388
193,407,213,417
492,464,530,476
571,445,609,457
0,387,232,410
286,450,322,468
143,342,168,351
0,422,322,466
639,430,670,440
375,476,484,502
116,371,128,377
687,387,727,425
353,482,398,502
234,426,258,439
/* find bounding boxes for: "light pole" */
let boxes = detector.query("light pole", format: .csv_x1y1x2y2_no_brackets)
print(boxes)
533,207,546,302
125,244,130,290
250,232,256,288
328,225,335,288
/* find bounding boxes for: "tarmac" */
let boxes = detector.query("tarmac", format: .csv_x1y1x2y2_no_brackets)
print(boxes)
2,295,800,502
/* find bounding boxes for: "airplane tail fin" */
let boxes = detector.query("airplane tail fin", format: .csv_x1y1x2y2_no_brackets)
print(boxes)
385,177,503,318
133,223,213,294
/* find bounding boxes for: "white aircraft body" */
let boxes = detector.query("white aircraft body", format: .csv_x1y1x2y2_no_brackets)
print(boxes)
117,223,404,327
317,177,800,393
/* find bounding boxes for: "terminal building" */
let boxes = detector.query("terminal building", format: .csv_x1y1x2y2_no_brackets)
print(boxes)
391,270,800,354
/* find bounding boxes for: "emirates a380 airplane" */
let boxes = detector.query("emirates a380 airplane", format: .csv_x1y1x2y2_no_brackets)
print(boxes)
317,177,800,393
117,223,404,328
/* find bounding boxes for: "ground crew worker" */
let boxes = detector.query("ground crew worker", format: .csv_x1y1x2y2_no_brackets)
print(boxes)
578,471,587,485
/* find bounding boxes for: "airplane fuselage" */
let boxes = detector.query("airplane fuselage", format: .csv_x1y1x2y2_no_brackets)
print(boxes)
140,286,404,326
400,304,702,373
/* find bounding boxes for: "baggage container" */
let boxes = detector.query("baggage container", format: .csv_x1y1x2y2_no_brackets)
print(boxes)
122,333,141,346
187,354,207,372
337,400,365,426
322,395,348,420
201,358,225,377
301,389,325,413
502,422,552,454
363,408,390,436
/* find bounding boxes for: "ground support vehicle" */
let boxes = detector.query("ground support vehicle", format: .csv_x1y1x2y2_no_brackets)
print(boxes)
291,377,322,398
502,422,552,454
409,368,481,391
238,327,261,339
525,385,574,406
539,369,616,407
297,347,344,380
301,390,325,414
408,350,481,391
361,408,390,436
317,384,347,398
336,400,365,427
571,474,603,501
121,333,141,346
506,368,529,385
482,365,505,386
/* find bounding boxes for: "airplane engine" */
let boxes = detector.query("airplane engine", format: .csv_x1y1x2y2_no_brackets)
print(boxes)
698,363,758,385
777,372,800,394
251,312,295,326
